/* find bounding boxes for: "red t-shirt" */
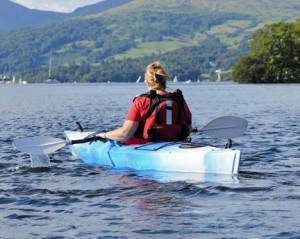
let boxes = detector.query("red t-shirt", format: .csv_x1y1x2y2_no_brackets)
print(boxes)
125,92,192,145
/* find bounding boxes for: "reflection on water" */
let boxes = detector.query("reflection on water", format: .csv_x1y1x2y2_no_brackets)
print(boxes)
123,169,240,184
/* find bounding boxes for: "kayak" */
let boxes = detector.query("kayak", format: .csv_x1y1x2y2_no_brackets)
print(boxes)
13,116,247,180
64,131,241,175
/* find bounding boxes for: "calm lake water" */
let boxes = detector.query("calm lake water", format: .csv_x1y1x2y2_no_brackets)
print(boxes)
0,83,299,238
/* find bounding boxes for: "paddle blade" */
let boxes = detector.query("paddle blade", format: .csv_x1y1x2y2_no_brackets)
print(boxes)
13,136,67,155
200,116,248,139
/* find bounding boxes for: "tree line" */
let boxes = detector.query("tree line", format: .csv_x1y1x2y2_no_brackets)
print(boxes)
232,19,300,83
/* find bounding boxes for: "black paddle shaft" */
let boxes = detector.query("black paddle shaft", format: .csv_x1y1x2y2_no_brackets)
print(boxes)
71,136,106,145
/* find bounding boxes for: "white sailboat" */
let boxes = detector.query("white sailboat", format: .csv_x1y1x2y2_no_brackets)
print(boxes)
173,76,178,83
45,58,61,84
136,75,141,83
18,77,27,84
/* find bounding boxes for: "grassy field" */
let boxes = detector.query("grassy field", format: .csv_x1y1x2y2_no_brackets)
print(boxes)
114,33,205,60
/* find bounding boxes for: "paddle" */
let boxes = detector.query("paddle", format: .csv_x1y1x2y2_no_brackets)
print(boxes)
13,116,247,155
13,135,105,155
192,116,248,139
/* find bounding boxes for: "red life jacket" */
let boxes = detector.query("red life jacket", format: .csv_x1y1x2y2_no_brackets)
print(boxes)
134,89,189,141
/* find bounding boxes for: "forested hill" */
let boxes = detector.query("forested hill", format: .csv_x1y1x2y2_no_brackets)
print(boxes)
1,0,300,83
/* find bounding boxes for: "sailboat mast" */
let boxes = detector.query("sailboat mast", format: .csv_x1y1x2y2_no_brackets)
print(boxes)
48,59,52,79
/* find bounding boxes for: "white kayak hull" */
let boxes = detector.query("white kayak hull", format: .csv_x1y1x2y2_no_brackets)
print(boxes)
65,131,241,176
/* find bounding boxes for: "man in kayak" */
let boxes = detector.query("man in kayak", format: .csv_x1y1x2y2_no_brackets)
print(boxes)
98,61,193,144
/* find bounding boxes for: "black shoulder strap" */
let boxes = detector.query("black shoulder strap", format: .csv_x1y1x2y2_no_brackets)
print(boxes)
174,89,183,104
145,90,160,119
175,89,187,123
132,90,157,102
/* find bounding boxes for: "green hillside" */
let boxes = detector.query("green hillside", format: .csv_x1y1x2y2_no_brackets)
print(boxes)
1,0,300,82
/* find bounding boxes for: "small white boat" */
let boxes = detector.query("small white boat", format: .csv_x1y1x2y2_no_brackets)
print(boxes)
18,77,27,84
45,78,61,84
136,75,141,83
